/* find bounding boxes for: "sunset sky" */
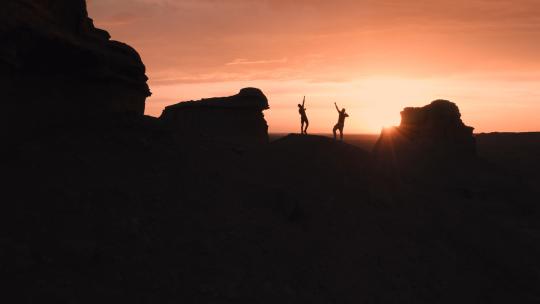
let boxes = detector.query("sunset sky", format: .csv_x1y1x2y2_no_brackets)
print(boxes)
88,0,540,133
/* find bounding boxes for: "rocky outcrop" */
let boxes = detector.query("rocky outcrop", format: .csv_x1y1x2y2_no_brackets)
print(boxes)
1,0,151,140
160,88,270,146
373,100,476,163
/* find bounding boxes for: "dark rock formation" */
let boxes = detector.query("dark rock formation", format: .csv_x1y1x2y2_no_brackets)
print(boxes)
373,99,476,163
160,88,270,146
1,0,151,141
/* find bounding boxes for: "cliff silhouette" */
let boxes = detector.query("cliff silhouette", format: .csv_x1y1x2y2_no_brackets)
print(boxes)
1,0,150,143
374,99,476,162
3,1,540,303
161,88,269,146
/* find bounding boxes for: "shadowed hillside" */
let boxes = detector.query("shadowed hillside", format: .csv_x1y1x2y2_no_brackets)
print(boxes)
6,126,540,303
476,132,540,201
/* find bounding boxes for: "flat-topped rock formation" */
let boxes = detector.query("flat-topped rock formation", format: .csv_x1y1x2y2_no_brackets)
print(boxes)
1,0,151,140
374,100,476,164
160,88,270,146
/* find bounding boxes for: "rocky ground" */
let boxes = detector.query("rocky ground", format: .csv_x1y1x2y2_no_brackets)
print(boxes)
3,125,540,303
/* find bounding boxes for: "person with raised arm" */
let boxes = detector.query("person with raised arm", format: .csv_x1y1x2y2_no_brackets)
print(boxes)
298,96,309,134
333,102,349,141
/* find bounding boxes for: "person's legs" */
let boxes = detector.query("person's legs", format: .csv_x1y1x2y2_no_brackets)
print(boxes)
303,119,309,134
339,127,344,141
333,124,338,140
301,121,304,134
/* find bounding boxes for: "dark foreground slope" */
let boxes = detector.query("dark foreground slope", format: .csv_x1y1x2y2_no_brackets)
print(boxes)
5,130,540,303
476,132,540,189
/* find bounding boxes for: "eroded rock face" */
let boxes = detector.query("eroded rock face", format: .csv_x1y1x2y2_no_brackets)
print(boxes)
1,0,151,140
160,88,269,146
374,100,476,163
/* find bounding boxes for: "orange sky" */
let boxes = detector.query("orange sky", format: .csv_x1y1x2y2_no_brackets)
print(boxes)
88,0,540,133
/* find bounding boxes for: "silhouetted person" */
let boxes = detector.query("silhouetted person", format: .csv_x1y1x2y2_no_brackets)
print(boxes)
298,96,309,134
333,102,349,141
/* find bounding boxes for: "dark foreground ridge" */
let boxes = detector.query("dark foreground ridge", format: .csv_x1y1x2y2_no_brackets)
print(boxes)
253,134,370,183
3,1,540,303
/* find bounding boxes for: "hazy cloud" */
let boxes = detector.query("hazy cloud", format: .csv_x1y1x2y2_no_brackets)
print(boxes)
226,58,288,66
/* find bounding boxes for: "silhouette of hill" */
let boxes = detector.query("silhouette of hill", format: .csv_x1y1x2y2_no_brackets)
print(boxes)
7,123,540,303
270,133,381,151
246,134,370,193
3,1,540,303
267,133,369,163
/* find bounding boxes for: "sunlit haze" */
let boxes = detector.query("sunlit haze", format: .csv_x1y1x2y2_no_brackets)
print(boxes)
88,0,540,133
